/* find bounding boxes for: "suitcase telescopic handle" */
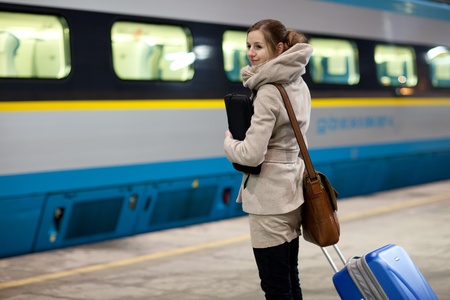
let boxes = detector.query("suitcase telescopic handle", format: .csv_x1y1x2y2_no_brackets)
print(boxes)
321,245,348,273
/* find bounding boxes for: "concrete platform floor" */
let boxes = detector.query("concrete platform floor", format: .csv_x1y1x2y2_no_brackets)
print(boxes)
1,179,450,299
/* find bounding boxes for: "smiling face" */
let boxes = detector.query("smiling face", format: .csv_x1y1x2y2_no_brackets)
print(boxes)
246,30,274,67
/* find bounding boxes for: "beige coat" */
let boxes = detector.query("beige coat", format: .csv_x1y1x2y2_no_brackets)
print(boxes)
224,43,313,215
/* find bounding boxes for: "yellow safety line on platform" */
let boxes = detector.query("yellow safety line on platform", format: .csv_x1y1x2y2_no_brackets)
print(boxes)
0,235,250,290
0,192,449,290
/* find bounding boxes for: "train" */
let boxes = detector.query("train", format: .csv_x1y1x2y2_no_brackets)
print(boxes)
0,0,449,258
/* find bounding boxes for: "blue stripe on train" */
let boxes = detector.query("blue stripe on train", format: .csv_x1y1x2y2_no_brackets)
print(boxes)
313,137,450,196
318,0,450,22
1,137,450,199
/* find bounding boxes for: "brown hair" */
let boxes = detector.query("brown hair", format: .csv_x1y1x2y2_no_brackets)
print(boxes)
247,19,307,56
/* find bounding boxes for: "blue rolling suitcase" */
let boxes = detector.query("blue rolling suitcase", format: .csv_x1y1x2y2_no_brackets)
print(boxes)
322,244,438,300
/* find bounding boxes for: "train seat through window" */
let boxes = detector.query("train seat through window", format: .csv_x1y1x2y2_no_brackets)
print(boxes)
321,56,350,84
430,61,450,87
112,40,154,80
34,39,64,78
377,61,408,86
226,50,248,82
309,56,350,84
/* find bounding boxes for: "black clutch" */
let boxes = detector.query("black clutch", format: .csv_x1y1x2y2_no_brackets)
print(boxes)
224,93,261,174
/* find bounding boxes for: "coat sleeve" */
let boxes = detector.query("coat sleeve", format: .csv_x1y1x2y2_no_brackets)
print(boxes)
224,85,280,167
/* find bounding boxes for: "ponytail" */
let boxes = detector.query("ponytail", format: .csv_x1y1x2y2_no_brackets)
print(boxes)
284,30,308,49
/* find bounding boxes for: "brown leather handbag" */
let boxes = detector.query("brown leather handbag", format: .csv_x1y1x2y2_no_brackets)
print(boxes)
273,83,340,247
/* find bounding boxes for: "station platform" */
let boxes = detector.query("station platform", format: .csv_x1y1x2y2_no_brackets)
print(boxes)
0,179,449,299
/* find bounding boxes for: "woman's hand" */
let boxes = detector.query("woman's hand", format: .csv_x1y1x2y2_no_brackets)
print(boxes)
225,130,233,139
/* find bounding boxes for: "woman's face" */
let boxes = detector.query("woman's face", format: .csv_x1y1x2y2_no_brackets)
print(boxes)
246,30,272,67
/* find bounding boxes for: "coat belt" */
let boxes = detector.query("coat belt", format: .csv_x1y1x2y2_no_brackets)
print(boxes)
264,149,299,163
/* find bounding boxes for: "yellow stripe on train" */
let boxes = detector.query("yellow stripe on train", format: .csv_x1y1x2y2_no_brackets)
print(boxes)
312,98,450,107
1,98,450,111
0,100,225,111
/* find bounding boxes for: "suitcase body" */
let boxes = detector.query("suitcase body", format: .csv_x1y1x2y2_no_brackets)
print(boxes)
330,244,437,300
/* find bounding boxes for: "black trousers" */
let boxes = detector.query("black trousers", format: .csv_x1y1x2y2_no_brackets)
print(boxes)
253,237,302,300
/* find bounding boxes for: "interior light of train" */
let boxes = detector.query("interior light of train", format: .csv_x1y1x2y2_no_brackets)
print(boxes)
397,87,414,96
398,76,407,84
194,45,212,60
427,46,448,61
165,51,195,71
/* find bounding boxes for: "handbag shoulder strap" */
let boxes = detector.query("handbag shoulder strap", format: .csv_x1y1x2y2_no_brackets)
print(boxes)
272,83,316,180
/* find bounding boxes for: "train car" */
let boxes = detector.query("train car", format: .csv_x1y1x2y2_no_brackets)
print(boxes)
0,0,449,258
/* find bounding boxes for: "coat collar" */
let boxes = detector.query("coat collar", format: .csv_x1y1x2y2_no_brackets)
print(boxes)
241,43,313,91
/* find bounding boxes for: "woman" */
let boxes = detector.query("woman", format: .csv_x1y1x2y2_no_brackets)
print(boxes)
223,19,313,300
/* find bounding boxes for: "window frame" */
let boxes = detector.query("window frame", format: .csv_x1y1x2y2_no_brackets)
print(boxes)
427,46,450,88
110,21,194,82
0,10,71,79
374,44,418,87
308,37,360,86
222,30,249,82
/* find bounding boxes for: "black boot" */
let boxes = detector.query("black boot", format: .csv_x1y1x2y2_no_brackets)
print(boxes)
289,237,303,300
253,238,302,300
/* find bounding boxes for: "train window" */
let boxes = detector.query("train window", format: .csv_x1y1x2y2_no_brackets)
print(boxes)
375,45,417,87
0,11,71,79
308,38,360,85
111,22,194,81
427,46,450,88
223,30,249,82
